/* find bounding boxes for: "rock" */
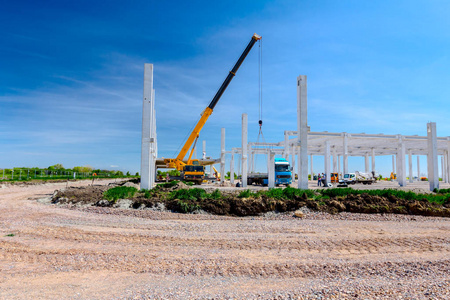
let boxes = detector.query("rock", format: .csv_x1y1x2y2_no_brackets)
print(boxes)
113,199,133,209
122,182,139,189
96,199,111,207
293,210,304,218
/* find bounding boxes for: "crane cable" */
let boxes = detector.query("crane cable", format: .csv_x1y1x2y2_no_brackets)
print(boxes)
256,38,266,145
254,38,267,172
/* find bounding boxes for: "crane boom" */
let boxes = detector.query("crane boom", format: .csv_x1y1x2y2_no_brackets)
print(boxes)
165,33,261,182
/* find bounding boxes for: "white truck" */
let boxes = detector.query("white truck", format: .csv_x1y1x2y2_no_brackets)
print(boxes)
338,171,376,187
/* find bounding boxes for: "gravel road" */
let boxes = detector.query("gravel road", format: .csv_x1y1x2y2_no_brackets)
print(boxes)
0,180,449,299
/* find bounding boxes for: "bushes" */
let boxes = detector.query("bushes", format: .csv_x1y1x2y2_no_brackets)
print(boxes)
103,186,137,202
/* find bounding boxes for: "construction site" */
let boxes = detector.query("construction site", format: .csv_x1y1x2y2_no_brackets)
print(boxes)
1,33,449,299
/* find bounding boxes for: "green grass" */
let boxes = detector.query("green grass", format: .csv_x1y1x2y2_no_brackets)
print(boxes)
4,233,15,237
103,186,138,202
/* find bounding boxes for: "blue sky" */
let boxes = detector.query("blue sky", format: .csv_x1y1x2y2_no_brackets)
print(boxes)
1,0,450,175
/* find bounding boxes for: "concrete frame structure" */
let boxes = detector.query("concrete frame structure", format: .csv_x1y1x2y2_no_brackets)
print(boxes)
145,66,449,192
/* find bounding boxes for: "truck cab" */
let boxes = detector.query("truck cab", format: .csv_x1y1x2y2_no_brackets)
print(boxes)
342,173,356,184
274,158,292,186
182,161,205,185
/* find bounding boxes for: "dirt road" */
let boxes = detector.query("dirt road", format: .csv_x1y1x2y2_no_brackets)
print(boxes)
0,180,449,299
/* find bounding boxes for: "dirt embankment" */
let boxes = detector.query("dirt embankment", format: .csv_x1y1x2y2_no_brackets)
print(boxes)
51,182,450,217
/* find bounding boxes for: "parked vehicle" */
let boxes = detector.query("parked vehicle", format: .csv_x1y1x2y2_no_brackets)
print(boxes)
338,171,376,187
248,158,292,186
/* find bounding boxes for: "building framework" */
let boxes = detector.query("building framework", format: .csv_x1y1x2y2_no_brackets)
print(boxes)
141,67,449,191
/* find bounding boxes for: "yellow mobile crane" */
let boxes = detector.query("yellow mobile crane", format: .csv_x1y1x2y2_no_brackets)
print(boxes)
164,33,261,185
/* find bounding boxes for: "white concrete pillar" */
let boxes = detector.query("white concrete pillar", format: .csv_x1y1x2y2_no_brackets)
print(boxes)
332,146,337,173
284,131,289,160
290,144,296,183
396,136,406,187
417,155,420,180
324,141,331,186
251,150,256,173
371,148,375,173
392,155,396,175
427,122,439,191
230,152,235,185
242,113,248,187
440,155,444,182
202,140,206,159
408,149,413,183
220,128,225,184
268,151,275,188
297,75,308,189
140,63,155,190
310,154,314,179
364,153,369,173
338,155,341,176
447,140,450,183
442,151,448,183
343,133,348,175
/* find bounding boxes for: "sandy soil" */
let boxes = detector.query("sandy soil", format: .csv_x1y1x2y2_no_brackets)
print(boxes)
0,180,449,299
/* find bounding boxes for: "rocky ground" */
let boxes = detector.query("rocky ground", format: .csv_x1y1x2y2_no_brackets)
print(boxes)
0,180,449,299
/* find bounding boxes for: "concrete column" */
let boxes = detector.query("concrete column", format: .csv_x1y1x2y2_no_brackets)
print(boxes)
248,150,253,173
310,154,313,179
284,131,289,160
324,141,330,186
290,144,296,183
268,151,275,188
364,153,369,173
441,155,444,182
338,155,341,176
242,113,248,187
140,63,155,190
447,139,450,184
202,140,206,159
408,149,413,183
230,152,235,185
427,122,439,191
343,133,348,175
392,155,396,175
332,147,337,173
396,136,406,187
417,155,420,180
297,75,308,189
444,153,448,183
371,148,375,173
220,128,225,185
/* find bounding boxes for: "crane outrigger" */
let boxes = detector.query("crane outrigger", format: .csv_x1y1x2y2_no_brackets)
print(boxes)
164,33,261,184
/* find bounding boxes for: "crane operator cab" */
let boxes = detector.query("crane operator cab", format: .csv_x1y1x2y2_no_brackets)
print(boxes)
182,160,205,185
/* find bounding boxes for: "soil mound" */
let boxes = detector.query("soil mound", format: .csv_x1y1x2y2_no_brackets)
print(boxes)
50,183,450,217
